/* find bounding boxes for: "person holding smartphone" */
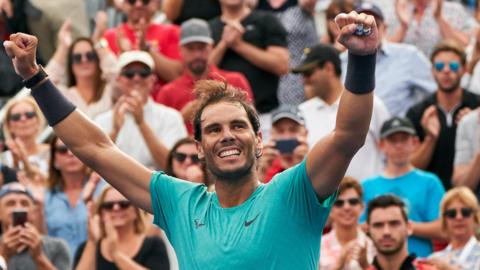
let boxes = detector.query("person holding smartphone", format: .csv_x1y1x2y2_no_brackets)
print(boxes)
0,182,71,270
258,105,308,183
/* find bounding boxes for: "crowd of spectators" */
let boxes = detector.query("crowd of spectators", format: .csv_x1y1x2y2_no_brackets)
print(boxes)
0,0,480,269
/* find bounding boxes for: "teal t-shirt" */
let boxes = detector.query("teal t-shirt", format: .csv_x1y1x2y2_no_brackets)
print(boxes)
150,160,335,269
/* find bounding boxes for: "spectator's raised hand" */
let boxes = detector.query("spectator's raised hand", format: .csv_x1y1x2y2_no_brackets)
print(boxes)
335,11,379,55
221,21,245,49
432,0,443,20
421,105,440,139
115,26,132,53
125,90,145,125
2,226,25,258
0,0,13,18
19,223,44,260
93,11,108,43
395,0,410,28
3,33,39,80
57,19,72,49
455,107,472,125
103,216,120,259
112,96,128,133
83,172,102,203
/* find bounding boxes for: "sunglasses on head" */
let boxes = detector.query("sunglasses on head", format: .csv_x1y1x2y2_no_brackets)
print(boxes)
55,145,70,155
126,0,150,5
334,197,361,208
172,152,200,164
71,51,98,64
8,111,37,122
121,68,152,79
434,61,460,72
100,200,132,211
443,207,474,219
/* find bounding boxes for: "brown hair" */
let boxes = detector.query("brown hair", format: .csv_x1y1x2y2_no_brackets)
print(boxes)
367,194,409,224
192,80,259,142
2,96,46,141
67,37,106,103
338,176,363,198
94,185,146,235
439,186,480,232
430,41,467,66
165,137,196,177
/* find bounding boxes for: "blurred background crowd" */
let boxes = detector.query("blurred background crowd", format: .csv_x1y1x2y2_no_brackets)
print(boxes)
0,0,480,269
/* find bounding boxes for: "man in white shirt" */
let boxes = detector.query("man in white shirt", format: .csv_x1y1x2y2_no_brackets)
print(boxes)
294,43,390,181
95,51,187,169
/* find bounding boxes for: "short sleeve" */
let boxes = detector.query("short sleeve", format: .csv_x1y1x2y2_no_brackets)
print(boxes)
454,113,475,165
160,25,182,60
149,172,199,235
261,12,288,48
268,160,337,230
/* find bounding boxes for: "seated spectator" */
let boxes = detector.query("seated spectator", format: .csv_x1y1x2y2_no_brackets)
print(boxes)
156,18,252,134
453,109,480,199
44,136,103,256
340,2,436,116
0,182,71,270
1,97,49,176
165,137,210,189
102,0,182,90
427,187,480,270
295,44,390,180
95,51,187,169
320,177,375,270
258,105,308,182
362,116,445,257
74,185,170,270
162,0,221,25
320,0,355,52
46,21,117,119
365,195,438,270
406,42,480,190
256,0,319,106
209,0,289,139
386,0,477,57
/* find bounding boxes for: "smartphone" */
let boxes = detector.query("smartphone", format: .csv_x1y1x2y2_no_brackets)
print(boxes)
275,138,300,154
12,210,27,227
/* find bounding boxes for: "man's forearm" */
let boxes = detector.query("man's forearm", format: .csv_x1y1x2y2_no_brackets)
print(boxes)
437,17,469,47
209,41,228,66
34,253,57,270
453,153,480,189
388,24,408,43
138,121,169,170
410,135,437,169
75,240,97,270
149,50,182,82
411,220,446,240
232,41,289,76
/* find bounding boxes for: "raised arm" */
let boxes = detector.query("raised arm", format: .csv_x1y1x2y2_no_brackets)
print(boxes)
306,12,379,201
4,33,154,213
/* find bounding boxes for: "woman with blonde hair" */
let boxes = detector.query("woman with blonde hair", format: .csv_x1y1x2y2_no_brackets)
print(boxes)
426,186,480,270
74,185,169,270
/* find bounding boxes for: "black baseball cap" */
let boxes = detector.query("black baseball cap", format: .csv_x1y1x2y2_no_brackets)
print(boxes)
355,2,384,22
380,117,416,139
291,43,341,74
271,105,305,125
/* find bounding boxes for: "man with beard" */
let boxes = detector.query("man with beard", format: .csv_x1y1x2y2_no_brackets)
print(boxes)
156,18,252,134
406,42,480,191
4,10,379,269
366,195,438,270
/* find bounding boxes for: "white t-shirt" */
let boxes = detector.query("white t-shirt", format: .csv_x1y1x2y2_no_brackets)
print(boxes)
299,95,390,181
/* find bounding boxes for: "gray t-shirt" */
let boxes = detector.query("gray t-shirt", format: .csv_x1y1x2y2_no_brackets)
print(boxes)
6,236,71,270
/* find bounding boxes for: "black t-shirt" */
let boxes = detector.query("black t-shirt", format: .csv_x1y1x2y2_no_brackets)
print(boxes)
209,11,288,113
173,0,221,25
406,90,480,189
73,236,169,270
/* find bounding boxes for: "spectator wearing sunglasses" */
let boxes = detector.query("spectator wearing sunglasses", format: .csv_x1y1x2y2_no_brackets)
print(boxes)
43,135,104,256
165,137,209,188
320,177,375,270
361,116,445,258
95,51,187,170
0,96,49,178
426,187,480,270
406,42,480,191
156,18,253,134
102,0,183,92
45,21,118,119
74,185,169,270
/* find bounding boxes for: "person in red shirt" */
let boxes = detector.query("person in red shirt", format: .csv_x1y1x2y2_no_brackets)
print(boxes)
259,105,308,183
102,0,182,90
155,18,252,134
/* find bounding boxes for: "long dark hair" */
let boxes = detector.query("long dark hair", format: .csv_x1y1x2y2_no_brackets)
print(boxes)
66,37,106,103
165,137,197,177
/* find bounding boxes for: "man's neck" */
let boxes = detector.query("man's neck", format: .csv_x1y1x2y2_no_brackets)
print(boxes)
317,79,343,105
383,163,414,178
186,67,210,81
220,3,250,22
335,225,358,245
436,88,463,112
214,171,260,208
375,249,410,270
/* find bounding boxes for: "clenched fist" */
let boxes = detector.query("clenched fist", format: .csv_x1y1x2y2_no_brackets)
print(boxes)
335,11,380,55
3,33,40,80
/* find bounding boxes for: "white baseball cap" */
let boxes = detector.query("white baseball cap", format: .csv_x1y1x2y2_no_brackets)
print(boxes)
117,50,155,71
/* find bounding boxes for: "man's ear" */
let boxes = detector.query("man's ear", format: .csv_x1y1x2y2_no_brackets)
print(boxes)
195,140,205,160
255,131,263,159
407,220,413,236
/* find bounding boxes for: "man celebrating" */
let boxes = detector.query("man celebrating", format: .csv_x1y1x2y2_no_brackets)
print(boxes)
4,10,379,269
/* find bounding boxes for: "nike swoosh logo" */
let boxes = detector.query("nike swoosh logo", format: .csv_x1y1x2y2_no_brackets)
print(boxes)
244,214,260,227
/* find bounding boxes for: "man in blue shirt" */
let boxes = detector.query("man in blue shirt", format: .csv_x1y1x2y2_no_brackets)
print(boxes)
361,116,445,257
341,2,436,116
4,10,380,269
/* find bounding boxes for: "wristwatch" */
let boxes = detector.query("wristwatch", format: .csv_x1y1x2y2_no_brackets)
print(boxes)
23,65,48,89
94,38,109,50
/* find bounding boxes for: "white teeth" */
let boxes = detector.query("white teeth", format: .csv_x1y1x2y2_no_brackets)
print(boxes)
219,149,240,157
